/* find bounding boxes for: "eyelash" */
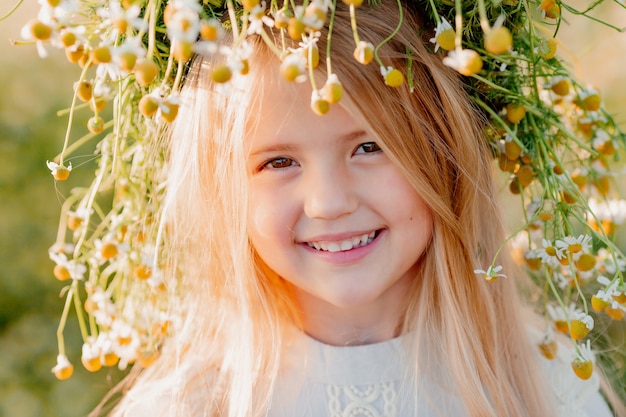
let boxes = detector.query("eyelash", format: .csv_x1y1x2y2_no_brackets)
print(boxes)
259,142,381,171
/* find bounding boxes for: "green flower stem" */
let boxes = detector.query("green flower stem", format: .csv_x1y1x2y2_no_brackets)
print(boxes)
543,266,570,328
426,0,441,24
55,193,82,247
159,49,176,90
72,145,109,261
88,310,97,339
326,0,337,75
239,11,250,44
172,59,185,92
307,41,319,92
470,73,514,95
226,0,240,41
54,120,114,160
489,221,534,271
57,285,75,356
59,61,92,166
521,0,541,102
476,0,491,33
258,28,284,57
0,0,24,21
349,5,360,46
111,80,127,181
454,0,463,50
145,0,159,60
373,0,403,68
72,281,89,342
560,2,625,31
472,97,526,152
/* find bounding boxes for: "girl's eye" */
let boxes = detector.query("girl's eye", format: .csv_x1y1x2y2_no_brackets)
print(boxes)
262,157,297,170
354,142,382,154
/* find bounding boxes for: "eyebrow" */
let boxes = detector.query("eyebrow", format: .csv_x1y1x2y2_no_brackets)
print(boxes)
249,129,368,157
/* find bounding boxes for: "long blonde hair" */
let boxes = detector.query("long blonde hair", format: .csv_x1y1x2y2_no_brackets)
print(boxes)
109,2,560,416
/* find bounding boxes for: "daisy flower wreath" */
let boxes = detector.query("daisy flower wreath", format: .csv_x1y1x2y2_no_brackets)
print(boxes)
5,0,626,390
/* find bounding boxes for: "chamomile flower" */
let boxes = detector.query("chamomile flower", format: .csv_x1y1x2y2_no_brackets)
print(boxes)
380,66,404,87
48,242,75,256
94,236,127,261
166,5,200,43
591,287,612,312
353,41,375,65
588,198,626,236
247,2,275,35
595,249,620,274
429,17,455,52
51,354,74,380
49,254,87,281
110,319,141,370
302,0,329,30
547,303,579,334
443,49,483,76
46,160,72,181
538,329,558,360
474,264,507,282
97,0,147,35
81,339,102,372
555,234,591,261
569,312,594,340
571,340,594,380
112,37,146,73
536,238,565,268
280,53,307,83
87,287,117,327
95,331,119,367
592,129,617,156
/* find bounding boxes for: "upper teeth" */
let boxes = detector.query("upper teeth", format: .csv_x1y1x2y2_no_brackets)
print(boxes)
307,231,376,253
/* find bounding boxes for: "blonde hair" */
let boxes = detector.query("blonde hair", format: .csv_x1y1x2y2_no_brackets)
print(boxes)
106,2,579,416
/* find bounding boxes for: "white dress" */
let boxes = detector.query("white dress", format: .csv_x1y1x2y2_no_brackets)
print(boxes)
267,330,614,417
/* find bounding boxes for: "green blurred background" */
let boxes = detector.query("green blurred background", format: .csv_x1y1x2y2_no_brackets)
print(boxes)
1,1,625,416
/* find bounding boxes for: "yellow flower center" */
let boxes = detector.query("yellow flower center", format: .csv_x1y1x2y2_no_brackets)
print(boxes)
575,253,596,272
571,358,593,380
436,29,456,51
384,69,404,88
569,319,590,340
100,242,119,260
484,26,513,55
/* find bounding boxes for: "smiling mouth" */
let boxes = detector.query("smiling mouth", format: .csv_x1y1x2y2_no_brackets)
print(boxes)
305,230,380,253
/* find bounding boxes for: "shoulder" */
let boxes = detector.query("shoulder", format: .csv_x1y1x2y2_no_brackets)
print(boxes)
528,327,614,417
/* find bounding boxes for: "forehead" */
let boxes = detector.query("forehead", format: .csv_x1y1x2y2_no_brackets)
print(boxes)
246,66,363,149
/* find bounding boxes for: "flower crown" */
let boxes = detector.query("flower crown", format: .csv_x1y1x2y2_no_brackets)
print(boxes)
9,0,626,384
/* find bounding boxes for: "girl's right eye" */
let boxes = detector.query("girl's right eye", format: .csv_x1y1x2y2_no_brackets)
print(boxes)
261,157,297,170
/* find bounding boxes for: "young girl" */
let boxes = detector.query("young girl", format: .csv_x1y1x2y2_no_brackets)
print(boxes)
15,0,625,415
98,2,623,417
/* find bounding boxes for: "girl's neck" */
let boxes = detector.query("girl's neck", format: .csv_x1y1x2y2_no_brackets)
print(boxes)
290,284,409,347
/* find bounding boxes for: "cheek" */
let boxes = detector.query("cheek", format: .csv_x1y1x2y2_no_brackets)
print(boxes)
248,186,293,245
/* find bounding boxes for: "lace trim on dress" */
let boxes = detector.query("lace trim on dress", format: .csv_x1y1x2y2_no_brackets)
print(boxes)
327,381,399,417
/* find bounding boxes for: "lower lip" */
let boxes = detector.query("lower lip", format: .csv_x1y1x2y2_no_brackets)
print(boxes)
300,230,384,265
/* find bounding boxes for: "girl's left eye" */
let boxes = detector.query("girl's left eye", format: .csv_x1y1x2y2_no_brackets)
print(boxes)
354,142,382,154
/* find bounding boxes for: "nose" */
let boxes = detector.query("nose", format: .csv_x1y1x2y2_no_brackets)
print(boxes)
302,167,358,220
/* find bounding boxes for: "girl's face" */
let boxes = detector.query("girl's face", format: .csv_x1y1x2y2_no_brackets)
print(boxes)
246,71,433,320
